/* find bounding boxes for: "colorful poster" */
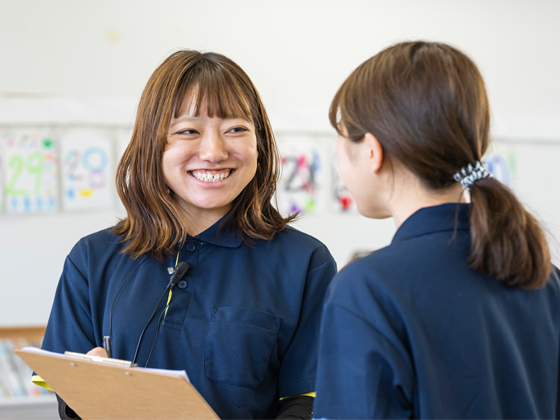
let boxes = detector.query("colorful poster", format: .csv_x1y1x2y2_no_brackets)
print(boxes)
61,131,114,211
277,139,324,216
3,131,59,213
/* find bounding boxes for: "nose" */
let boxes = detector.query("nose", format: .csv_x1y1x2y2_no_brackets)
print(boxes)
199,131,228,163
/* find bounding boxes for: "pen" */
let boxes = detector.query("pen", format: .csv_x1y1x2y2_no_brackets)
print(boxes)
103,335,113,358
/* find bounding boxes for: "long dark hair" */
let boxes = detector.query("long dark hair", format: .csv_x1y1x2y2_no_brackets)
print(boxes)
113,50,294,260
330,41,551,289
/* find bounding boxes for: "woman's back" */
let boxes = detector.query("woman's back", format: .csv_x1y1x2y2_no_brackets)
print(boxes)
315,203,560,418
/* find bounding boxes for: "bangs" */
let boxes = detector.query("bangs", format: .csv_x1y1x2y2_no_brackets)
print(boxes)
173,61,254,122
329,79,348,136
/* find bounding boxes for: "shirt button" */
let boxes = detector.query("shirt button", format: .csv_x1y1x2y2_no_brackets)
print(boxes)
186,243,196,252
178,280,188,289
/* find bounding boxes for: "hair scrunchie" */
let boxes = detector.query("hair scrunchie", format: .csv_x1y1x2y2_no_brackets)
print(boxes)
454,161,493,191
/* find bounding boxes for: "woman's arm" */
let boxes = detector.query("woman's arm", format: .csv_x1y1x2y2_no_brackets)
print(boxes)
314,302,413,419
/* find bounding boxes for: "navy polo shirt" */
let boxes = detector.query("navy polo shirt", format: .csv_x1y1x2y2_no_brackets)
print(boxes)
314,203,560,419
41,218,336,419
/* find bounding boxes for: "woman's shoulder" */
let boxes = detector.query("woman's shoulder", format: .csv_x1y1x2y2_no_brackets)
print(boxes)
325,247,403,309
68,227,126,262
270,226,335,268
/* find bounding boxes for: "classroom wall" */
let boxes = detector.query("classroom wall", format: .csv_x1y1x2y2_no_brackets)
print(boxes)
1,0,559,327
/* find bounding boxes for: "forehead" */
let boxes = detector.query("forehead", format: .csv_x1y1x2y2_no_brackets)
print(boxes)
173,79,254,123
173,96,249,123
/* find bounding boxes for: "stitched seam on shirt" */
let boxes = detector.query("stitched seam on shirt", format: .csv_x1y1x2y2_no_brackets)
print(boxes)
64,255,94,323
209,320,279,332
67,254,89,286
308,258,335,273
326,301,415,375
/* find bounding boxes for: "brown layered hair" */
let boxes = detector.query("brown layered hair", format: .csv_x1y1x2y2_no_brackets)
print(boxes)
330,41,551,289
113,50,294,260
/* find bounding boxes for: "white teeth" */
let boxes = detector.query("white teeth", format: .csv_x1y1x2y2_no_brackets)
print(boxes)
190,170,231,182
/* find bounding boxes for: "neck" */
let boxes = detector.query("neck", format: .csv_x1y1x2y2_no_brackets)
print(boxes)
388,172,466,228
180,205,231,237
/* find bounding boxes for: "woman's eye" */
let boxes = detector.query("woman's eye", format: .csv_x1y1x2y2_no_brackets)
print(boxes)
228,127,248,133
178,129,198,135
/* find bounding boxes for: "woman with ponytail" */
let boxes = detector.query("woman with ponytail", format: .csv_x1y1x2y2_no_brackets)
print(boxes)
314,41,560,419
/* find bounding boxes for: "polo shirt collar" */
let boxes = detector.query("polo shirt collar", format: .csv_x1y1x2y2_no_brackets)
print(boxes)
391,203,470,245
193,214,244,248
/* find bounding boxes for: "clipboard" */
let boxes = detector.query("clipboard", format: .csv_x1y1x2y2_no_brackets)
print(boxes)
16,347,219,420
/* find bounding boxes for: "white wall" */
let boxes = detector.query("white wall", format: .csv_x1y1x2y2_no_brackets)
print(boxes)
1,0,559,327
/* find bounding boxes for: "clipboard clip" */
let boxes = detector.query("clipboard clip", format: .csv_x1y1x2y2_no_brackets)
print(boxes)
64,351,137,367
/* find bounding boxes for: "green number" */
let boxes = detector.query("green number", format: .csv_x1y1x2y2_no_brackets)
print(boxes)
6,155,27,196
27,152,44,196
6,152,45,197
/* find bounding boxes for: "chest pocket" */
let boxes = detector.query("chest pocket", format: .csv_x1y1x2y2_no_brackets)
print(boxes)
204,306,281,388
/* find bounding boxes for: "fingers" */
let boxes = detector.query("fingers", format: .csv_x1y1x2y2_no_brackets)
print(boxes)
86,347,108,358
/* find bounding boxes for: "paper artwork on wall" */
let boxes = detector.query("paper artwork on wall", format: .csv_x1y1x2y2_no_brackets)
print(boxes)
2,131,59,213
277,139,324,216
61,131,114,211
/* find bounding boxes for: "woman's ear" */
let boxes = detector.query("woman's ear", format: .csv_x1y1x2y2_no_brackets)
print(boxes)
363,133,384,174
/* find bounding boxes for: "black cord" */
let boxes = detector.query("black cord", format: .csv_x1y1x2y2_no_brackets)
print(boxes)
108,256,147,350
144,305,167,367
132,283,173,365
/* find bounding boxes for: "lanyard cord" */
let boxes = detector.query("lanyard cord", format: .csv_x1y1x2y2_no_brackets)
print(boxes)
142,251,180,367
108,256,148,351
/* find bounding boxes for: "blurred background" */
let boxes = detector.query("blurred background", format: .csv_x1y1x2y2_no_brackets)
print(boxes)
0,0,559,415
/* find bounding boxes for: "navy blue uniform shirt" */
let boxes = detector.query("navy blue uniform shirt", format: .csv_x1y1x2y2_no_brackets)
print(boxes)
41,218,336,419
314,203,560,419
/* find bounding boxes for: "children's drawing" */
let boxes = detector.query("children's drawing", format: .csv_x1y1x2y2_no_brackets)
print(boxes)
3,131,59,213
277,142,322,216
61,132,114,211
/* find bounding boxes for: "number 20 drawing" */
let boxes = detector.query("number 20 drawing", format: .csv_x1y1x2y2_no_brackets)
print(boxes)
61,135,113,211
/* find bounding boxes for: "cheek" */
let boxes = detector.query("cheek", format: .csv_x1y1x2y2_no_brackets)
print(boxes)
237,138,258,168
161,145,186,183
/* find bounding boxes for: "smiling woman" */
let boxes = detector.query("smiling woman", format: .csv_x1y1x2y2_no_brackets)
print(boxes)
115,51,289,260
35,51,337,420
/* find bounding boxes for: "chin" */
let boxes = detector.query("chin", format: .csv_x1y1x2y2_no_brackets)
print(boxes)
357,205,392,220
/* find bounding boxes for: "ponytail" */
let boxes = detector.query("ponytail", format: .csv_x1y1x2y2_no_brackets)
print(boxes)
330,41,553,290
469,178,551,289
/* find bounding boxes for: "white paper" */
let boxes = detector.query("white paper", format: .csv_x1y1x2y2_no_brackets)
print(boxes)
61,131,114,211
20,347,189,382
277,137,326,216
3,131,59,213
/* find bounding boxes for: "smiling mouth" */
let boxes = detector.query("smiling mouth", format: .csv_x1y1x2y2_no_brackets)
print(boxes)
189,169,233,182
